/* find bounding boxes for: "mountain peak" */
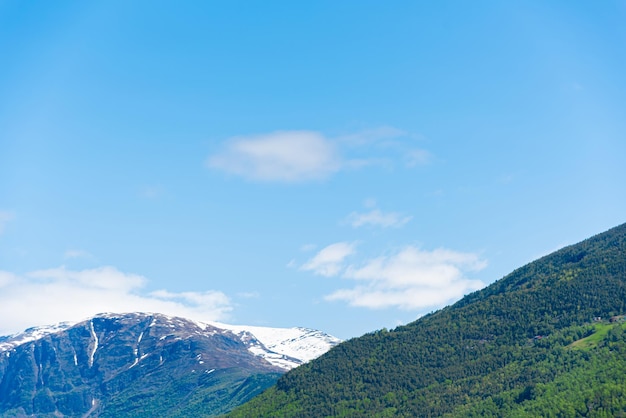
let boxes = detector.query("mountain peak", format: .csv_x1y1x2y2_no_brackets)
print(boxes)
0,312,340,417
0,312,340,371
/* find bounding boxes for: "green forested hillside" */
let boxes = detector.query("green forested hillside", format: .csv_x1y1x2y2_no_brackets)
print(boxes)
227,223,626,417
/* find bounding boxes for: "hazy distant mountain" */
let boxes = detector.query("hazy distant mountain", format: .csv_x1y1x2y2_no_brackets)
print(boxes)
0,312,340,417
229,223,626,417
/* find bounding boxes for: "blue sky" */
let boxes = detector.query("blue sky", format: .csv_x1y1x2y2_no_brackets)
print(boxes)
1,1,625,339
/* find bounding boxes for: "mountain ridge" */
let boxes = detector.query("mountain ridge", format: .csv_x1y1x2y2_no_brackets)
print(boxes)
0,312,340,417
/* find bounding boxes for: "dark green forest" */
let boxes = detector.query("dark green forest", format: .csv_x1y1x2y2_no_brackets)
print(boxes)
227,223,626,417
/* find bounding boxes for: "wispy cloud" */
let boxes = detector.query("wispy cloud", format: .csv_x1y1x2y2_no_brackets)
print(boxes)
237,291,260,299
0,266,232,335
0,211,14,235
346,208,412,228
404,148,431,167
301,242,356,277
207,131,341,182
336,126,408,146
64,249,94,259
140,185,165,199
300,243,317,252
339,127,431,168
302,245,486,310
149,289,231,308
206,127,431,182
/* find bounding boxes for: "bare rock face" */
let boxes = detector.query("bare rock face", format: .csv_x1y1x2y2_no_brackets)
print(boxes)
0,313,339,417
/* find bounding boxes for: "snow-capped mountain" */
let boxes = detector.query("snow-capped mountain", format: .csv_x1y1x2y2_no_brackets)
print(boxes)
0,313,340,371
0,312,341,417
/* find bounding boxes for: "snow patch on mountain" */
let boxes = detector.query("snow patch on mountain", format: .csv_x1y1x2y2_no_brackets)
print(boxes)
210,321,342,369
0,322,75,353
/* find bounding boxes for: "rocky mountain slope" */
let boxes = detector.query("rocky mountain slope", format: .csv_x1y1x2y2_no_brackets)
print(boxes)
0,313,339,417
229,222,626,417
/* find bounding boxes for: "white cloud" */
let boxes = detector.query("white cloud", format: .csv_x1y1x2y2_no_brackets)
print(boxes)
0,211,14,235
206,127,432,182
313,246,486,310
0,271,18,288
346,209,412,228
28,266,145,292
301,242,356,277
0,266,232,335
207,131,341,182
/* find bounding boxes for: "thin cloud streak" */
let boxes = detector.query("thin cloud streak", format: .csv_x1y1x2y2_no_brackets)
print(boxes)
346,209,412,228
64,249,95,259
336,126,408,146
